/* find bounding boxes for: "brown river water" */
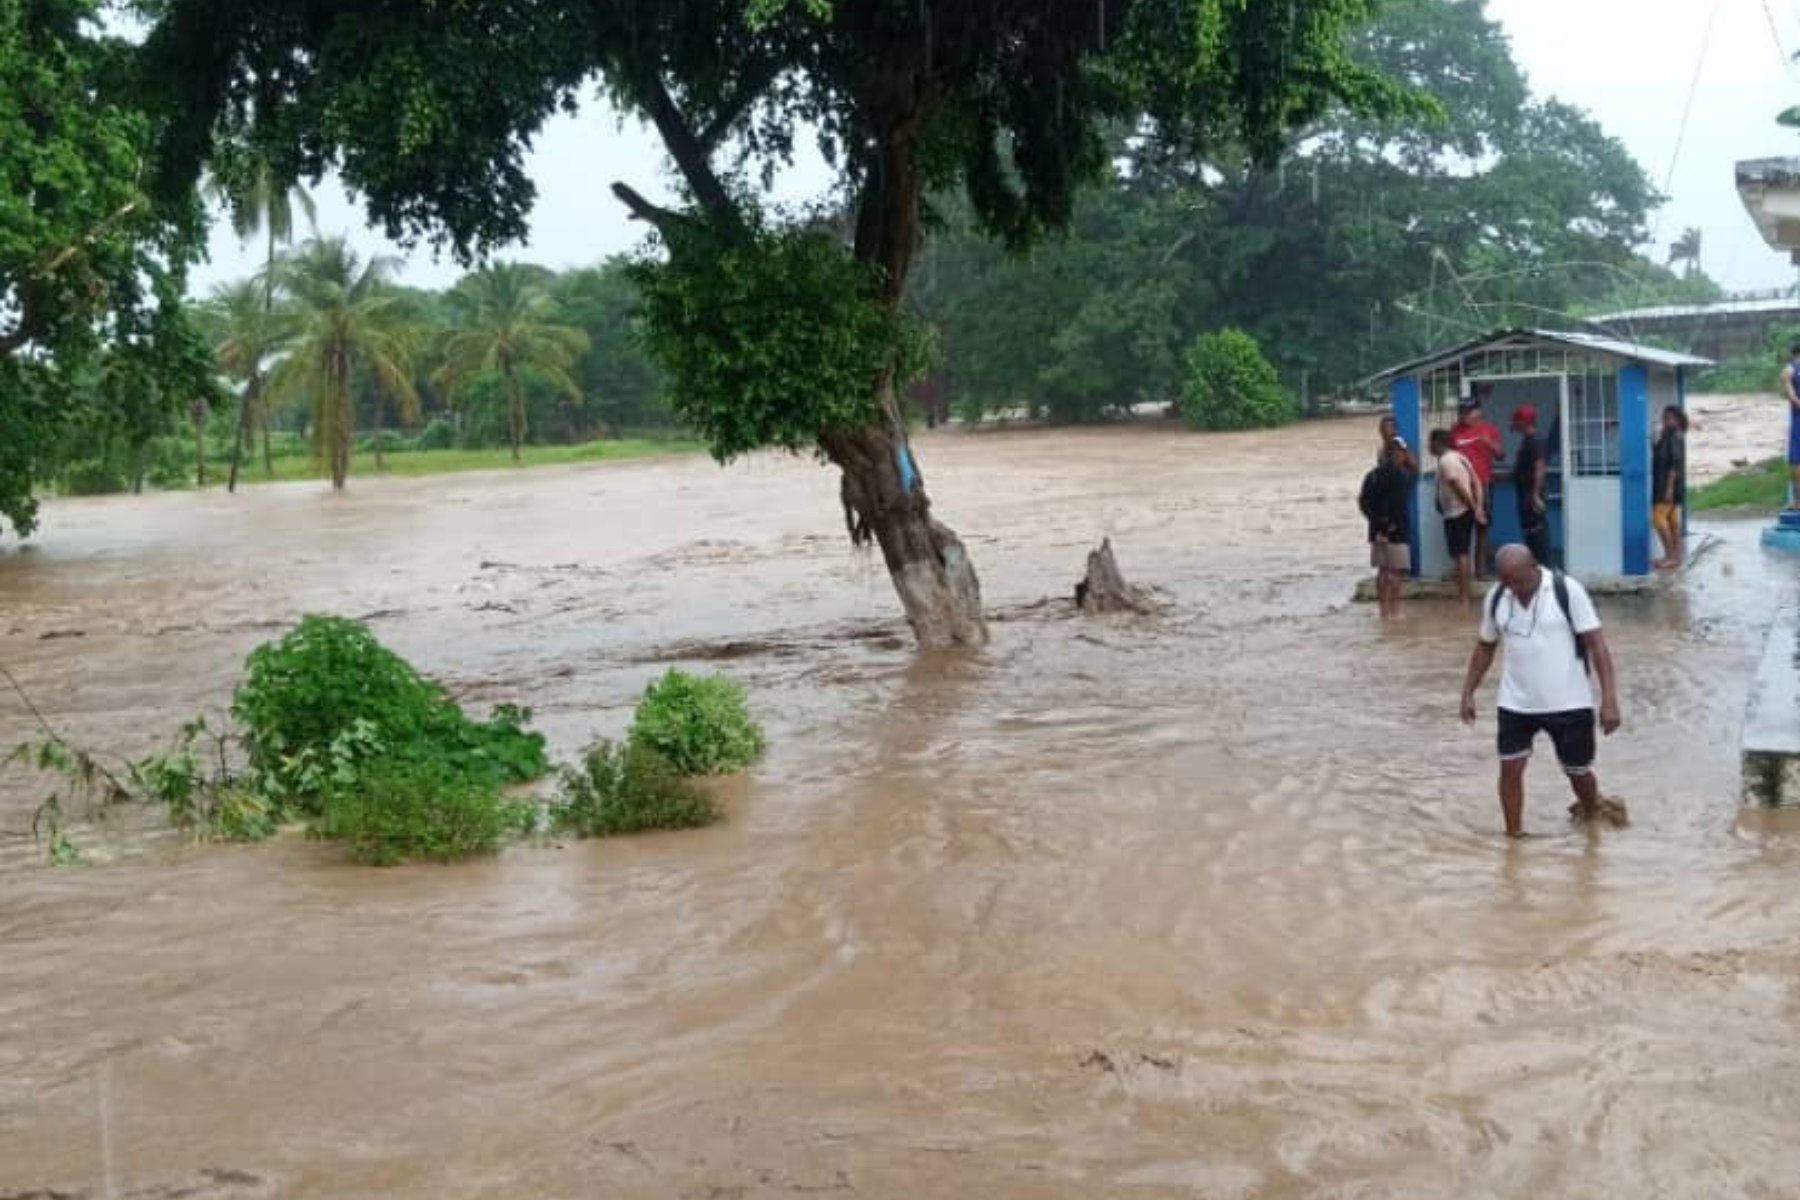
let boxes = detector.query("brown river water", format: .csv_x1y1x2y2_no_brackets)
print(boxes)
4,403,1800,1199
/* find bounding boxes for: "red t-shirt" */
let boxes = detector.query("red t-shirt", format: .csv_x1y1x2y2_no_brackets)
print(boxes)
1452,420,1502,484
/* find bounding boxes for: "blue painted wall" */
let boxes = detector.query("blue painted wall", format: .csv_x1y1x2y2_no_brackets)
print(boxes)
1391,376,1423,577
1619,364,1652,575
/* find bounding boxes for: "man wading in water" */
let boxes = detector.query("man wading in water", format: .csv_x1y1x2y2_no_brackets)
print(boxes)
1459,545,1626,838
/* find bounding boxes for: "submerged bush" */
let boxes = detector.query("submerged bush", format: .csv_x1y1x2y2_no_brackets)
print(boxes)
132,715,281,843
552,740,718,837
630,669,765,776
1178,328,1295,432
314,755,511,866
232,615,548,816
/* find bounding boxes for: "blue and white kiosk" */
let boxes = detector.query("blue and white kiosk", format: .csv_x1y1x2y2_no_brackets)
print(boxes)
1371,329,1711,581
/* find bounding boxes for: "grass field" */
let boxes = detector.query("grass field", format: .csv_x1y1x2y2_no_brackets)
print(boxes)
1690,458,1788,511
227,438,704,484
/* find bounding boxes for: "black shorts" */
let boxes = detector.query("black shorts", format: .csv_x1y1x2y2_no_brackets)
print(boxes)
1443,512,1476,557
1497,708,1596,774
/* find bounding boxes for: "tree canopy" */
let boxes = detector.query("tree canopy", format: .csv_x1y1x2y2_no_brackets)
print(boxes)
0,0,214,535
910,0,1713,423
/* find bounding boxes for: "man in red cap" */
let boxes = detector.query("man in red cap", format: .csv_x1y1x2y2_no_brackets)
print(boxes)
1510,404,1550,565
1453,387,1506,576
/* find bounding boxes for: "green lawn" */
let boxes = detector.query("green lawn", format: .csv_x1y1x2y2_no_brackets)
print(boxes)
236,438,704,484
1690,458,1789,511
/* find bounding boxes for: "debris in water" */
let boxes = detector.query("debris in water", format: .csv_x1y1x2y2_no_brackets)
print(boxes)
1074,539,1160,615
1569,796,1631,827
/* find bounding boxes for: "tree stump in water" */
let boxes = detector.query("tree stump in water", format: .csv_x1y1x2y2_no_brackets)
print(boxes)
1074,539,1159,615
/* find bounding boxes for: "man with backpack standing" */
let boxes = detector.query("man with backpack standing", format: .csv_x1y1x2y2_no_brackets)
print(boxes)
1459,545,1624,839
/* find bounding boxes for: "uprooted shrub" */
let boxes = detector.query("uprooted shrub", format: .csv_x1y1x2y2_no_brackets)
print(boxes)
551,740,719,838
629,669,766,776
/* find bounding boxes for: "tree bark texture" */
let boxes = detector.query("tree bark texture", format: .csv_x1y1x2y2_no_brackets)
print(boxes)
823,410,985,649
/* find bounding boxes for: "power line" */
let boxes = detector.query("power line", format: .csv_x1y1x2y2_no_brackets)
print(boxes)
1664,0,1724,203
1765,0,1798,74
1628,0,1723,318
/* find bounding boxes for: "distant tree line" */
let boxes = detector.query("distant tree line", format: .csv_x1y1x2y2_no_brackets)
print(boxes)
905,0,1721,424
51,238,675,497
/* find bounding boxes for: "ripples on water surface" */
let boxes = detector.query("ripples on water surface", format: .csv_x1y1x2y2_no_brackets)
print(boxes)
2,417,1799,1198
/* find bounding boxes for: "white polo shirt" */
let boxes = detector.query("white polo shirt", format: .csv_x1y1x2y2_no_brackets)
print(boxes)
1478,573,1601,714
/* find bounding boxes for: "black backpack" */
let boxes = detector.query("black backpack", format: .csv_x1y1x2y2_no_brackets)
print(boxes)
1489,570,1590,673
1357,467,1380,522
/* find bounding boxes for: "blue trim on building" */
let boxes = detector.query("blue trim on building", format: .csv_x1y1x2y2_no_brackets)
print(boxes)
1619,364,1652,575
1391,376,1423,577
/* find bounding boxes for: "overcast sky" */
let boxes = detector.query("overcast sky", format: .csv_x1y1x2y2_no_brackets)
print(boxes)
188,0,1800,299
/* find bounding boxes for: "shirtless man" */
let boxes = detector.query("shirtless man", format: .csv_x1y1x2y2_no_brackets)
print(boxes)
1430,428,1484,603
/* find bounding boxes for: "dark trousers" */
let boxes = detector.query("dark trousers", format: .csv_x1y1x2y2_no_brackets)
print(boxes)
1521,514,1551,566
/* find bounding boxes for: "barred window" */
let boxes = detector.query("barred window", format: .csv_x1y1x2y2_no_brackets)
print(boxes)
1567,370,1620,477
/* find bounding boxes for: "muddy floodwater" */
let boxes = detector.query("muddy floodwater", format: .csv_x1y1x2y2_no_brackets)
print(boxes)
4,404,1800,1199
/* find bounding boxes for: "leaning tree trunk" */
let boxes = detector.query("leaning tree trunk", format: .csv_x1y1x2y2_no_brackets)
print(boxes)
827,75,988,649
823,402,986,649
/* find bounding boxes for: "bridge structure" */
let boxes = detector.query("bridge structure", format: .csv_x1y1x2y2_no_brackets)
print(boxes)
1584,293,1800,363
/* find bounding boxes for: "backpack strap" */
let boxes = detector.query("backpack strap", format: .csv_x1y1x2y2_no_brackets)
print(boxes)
1550,570,1591,671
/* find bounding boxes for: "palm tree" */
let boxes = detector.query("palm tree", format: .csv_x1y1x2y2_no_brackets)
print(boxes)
435,263,589,461
203,158,318,477
203,280,286,493
1667,227,1703,278
267,236,421,490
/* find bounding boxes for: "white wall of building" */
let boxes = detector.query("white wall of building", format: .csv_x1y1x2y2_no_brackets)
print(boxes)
1563,477,1623,579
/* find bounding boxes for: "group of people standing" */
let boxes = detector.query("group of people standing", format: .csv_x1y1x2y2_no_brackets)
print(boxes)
1359,389,1690,620
1357,394,1632,839
1355,385,1705,838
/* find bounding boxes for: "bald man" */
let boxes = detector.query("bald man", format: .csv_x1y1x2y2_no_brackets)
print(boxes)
1459,545,1624,838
